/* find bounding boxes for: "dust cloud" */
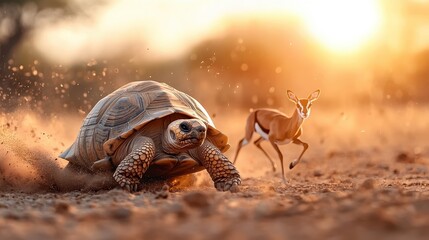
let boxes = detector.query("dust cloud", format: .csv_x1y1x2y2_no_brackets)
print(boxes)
0,111,116,193
0,108,279,194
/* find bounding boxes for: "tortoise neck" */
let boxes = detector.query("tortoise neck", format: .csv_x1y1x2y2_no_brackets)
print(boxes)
162,129,182,154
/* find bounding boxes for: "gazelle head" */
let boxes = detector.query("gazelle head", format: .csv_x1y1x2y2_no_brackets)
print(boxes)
287,90,320,119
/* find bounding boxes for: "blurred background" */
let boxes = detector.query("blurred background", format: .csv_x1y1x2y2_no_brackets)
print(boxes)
1,0,428,166
1,2,429,238
1,0,429,113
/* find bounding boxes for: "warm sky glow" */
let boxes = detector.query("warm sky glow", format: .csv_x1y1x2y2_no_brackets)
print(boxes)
33,0,384,63
292,0,381,52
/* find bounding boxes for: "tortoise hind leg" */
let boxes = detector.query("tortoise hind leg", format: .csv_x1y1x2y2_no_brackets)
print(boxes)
63,162,92,174
113,137,155,192
91,156,115,172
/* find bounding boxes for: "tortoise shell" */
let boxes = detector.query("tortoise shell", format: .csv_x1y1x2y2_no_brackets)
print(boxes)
60,80,229,169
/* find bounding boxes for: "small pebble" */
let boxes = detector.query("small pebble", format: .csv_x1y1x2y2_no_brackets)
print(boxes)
54,201,71,214
396,152,415,163
314,170,323,177
182,191,211,209
359,179,378,190
110,207,133,220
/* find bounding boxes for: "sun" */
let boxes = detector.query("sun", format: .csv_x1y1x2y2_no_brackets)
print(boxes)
293,0,381,52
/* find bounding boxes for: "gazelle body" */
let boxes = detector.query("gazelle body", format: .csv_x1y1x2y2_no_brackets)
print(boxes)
233,90,320,182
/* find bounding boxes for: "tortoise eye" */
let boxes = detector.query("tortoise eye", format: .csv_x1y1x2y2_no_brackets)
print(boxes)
179,122,191,132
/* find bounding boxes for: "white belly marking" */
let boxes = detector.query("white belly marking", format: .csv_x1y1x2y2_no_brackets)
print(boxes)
255,123,269,140
275,138,292,145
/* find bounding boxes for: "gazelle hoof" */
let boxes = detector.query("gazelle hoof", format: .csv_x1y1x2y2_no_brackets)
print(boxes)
281,176,289,184
289,161,295,169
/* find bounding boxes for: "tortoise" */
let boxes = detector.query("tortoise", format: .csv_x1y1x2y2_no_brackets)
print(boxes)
59,80,241,192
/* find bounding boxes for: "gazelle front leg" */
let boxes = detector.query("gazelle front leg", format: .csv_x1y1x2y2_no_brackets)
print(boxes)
253,137,277,172
113,137,155,192
289,138,309,169
268,138,287,183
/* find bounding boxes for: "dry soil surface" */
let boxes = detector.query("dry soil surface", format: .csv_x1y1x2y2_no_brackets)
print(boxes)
1,152,428,240
0,111,428,240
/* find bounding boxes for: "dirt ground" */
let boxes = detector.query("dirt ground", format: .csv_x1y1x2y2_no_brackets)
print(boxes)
0,107,428,240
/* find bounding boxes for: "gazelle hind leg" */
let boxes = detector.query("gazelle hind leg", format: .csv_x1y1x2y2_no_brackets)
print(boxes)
233,138,248,164
113,137,155,192
289,138,309,169
253,137,276,172
234,111,257,165
269,141,287,184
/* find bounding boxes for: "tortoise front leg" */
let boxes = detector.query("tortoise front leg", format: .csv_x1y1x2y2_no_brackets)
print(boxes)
194,141,241,192
113,137,155,192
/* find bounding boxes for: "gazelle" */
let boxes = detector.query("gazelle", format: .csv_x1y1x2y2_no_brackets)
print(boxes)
233,89,320,182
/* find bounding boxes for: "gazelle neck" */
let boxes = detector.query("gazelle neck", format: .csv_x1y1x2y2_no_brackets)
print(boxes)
290,108,305,130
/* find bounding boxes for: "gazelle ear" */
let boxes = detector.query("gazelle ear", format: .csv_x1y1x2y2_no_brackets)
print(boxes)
308,90,320,102
287,90,298,103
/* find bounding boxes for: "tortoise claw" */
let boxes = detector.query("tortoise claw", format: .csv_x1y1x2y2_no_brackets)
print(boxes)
121,182,140,192
215,182,225,191
214,177,241,193
124,183,139,192
113,171,141,192
229,182,240,193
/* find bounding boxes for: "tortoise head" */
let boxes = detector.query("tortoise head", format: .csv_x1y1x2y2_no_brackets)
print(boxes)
165,119,207,151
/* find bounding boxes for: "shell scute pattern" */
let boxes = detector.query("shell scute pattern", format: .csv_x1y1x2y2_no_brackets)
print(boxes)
101,95,144,128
